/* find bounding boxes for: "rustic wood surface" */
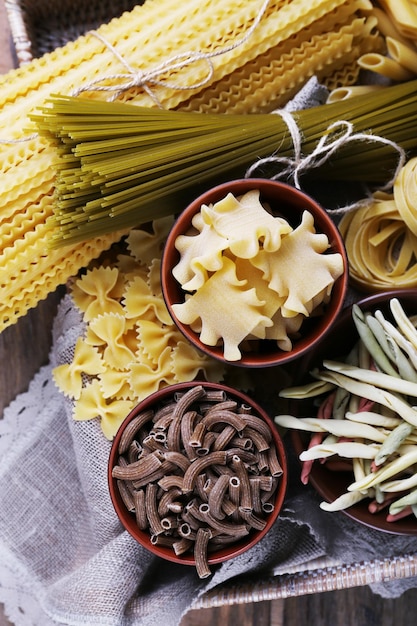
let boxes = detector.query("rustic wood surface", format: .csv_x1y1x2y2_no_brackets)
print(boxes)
1,2,417,624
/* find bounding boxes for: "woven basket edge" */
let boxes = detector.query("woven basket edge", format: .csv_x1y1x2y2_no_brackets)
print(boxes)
5,0,33,65
193,552,417,608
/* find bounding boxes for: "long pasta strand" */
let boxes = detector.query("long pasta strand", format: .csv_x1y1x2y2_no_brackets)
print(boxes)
0,0,389,332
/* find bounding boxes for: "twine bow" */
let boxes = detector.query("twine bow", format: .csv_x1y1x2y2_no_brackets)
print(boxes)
246,113,407,214
72,0,271,107
72,34,218,106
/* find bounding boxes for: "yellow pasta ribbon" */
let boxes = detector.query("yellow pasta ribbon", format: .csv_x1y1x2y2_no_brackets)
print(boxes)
339,191,417,291
394,156,417,237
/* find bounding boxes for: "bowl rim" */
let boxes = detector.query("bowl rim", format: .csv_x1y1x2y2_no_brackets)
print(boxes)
291,288,417,535
161,178,349,368
108,380,288,564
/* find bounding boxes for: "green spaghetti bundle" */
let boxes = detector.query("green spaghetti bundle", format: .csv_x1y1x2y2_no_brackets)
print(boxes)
33,79,417,246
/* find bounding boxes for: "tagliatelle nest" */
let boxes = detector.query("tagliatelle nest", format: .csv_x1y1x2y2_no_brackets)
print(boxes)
52,218,228,439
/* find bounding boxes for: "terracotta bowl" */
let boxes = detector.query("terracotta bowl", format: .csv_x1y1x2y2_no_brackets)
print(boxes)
108,381,287,572
161,178,348,368
290,289,417,535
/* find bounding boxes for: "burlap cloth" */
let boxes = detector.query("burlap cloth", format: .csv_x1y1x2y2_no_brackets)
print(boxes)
1,78,417,625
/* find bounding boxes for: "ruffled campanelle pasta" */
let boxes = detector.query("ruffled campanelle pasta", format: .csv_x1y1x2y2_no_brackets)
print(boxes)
251,211,343,317
172,190,344,360
173,256,273,362
394,156,417,237
201,190,292,257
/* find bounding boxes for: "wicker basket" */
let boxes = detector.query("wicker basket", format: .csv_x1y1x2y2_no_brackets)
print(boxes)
5,0,417,608
5,0,144,64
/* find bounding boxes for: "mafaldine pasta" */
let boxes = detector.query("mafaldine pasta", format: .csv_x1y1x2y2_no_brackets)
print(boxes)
0,0,382,331
172,190,344,361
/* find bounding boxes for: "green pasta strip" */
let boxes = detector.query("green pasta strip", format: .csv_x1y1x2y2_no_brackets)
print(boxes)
31,79,417,246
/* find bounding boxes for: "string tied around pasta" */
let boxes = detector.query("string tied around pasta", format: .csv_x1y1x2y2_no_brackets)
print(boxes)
246,114,407,215
0,0,270,145
72,0,271,107
0,133,38,145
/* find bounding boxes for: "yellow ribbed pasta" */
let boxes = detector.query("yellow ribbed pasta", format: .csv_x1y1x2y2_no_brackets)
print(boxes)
179,31,355,114
179,9,379,113
0,232,123,330
321,56,361,90
0,0,389,331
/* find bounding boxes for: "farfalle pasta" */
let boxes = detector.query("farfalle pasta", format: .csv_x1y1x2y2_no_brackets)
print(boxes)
172,190,344,361
71,266,125,321
52,218,226,439
53,337,106,400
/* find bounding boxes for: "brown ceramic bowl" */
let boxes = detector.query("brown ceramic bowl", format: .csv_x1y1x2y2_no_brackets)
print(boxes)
290,289,417,535
108,381,287,571
161,178,348,368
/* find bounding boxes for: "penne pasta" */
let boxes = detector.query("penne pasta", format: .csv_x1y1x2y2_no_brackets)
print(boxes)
194,528,212,579
387,37,417,74
326,84,383,103
357,52,415,80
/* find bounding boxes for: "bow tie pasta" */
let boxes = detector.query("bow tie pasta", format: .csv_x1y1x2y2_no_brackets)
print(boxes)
172,190,344,361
